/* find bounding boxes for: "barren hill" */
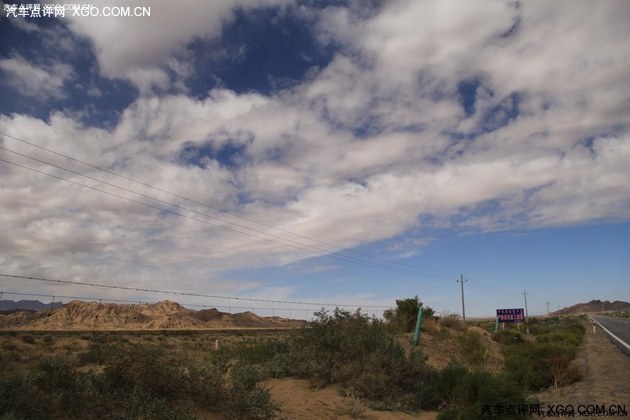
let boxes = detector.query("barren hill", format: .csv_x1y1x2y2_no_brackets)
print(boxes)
0,300,306,330
0,299,63,312
551,299,630,316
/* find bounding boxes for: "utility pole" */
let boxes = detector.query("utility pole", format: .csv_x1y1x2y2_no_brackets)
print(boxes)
457,274,467,322
546,301,550,316
522,290,529,321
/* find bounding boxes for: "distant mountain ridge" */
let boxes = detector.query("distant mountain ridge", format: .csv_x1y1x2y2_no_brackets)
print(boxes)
552,299,630,316
0,299,63,312
0,300,305,330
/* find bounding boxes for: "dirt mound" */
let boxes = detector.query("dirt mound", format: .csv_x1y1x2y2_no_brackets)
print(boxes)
404,324,504,373
467,326,504,373
0,300,306,330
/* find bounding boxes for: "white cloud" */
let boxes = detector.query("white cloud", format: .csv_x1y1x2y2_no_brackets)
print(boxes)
63,0,292,81
1,0,629,304
0,56,73,100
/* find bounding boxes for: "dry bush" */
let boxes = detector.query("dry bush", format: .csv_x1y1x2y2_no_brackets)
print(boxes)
422,318,441,335
439,314,465,331
545,353,581,389
343,388,366,418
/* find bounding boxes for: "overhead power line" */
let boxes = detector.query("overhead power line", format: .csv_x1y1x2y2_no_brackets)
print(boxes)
0,155,433,277
0,289,453,317
466,278,521,297
0,131,457,279
0,290,387,315
0,273,391,308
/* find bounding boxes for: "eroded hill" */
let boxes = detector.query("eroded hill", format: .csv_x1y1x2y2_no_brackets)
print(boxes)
552,299,630,316
0,300,306,330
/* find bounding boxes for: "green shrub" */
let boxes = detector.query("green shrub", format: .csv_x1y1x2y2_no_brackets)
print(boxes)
102,347,190,401
493,330,524,345
1,342,17,352
226,339,286,365
459,331,486,369
436,366,533,420
262,307,535,415
501,318,584,391
269,308,429,409
223,363,280,419
383,296,435,332
503,343,547,390
0,359,93,419
20,335,36,345
0,346,279,419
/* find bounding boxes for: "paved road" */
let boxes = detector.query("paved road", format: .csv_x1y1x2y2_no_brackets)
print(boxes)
590,314,630,356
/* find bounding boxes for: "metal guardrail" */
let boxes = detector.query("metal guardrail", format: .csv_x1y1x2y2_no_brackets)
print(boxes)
589,316,630,356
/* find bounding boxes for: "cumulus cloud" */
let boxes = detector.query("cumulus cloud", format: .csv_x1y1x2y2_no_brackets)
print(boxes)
63,0,291,81
0,56,73,100
0,0,629,302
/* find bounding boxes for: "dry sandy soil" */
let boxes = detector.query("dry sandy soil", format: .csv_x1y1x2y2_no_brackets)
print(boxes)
535,320,630,407
266,378,438,420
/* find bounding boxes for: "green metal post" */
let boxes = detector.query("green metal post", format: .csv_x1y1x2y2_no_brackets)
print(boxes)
494,316,499,334
413,306,424,346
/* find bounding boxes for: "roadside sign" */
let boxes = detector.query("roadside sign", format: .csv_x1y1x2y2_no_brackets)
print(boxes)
496,308,525,323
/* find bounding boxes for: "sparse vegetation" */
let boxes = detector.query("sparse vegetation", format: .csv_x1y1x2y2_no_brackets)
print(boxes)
1,306,590,418
499,317,585,391
265,307,428,405
459,330,486,369
435,364,531,420
439,313,466,331
0,345,279,419
245,307,534,413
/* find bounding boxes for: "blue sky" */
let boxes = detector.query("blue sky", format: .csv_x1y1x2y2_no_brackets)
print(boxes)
0,1,629,317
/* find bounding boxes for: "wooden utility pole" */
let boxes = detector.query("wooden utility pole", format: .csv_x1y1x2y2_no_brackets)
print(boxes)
457,274,467,322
